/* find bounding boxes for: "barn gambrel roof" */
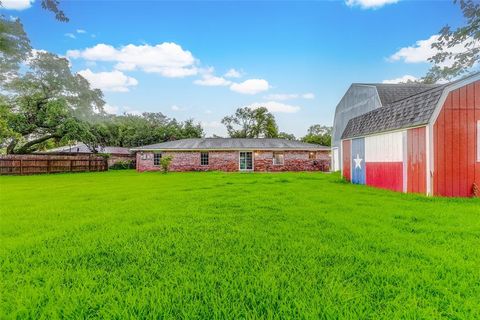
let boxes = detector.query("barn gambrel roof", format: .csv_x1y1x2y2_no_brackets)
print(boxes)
341,72,480,140
342,85,447,139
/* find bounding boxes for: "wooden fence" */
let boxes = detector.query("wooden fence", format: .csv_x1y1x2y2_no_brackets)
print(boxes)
0,154,108,175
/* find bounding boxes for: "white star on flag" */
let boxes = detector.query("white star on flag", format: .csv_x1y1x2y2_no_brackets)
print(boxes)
354,154,363,169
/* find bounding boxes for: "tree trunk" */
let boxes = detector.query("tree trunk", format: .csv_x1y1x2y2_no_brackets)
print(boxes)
14,134,59,154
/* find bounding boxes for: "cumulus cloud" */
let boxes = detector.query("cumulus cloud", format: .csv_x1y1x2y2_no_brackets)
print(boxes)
264,92,315,101
103,103,119,114
224,68,242,78
76,29,87,34
1,0,34,10
194,74,231,86
65,33,76,39
78,69,138,92
345,0,398,9
388,34,475,67
230,79,270,95
171,105,185,111
67,42,198,78
246,101,301,113
382,75,419,84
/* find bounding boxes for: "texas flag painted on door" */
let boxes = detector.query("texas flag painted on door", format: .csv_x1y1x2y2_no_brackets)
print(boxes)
346,131,405,192
351,138,366,185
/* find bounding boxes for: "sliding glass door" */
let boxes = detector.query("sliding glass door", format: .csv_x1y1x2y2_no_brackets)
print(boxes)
239,152,253,171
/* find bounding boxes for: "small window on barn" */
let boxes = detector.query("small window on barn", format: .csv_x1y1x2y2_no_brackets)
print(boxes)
309,152,316,160
273,152,284,165
153,153,162,166
201,152,209,166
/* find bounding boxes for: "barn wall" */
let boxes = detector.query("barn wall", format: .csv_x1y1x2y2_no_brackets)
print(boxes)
332,85,382,172
342,140,351,181
365,131,404,192
433,80,480,197
407,127,427,194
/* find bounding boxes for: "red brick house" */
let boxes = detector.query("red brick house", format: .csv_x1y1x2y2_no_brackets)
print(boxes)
132,138,330,172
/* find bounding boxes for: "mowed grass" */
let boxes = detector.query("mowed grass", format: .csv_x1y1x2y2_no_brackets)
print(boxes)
0,171,479,319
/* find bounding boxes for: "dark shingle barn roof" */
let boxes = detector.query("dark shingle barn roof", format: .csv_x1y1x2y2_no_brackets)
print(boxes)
342,85,446,139
132,138,330,151
367,83,442,105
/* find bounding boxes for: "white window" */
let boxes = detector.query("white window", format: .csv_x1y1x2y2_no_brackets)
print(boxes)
477,121,480,162
273,152,284,165
153,153,162,166
201,152,209,166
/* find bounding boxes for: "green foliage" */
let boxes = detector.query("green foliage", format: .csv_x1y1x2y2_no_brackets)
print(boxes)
277,131,296,140
301,124,332,146
109,160,133,170
0,171,479,318
1,51,105,154
160,155,173,173
0,16,31,80
423,0,480,83
221,107,279,138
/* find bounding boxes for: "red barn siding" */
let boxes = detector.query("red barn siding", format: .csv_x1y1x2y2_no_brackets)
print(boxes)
433,80,480,197
366,163,403,192
407,127,427,194
342,139,351,181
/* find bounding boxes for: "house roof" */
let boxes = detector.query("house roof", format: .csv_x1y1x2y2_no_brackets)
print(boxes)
45,143,131,155
342,84,447,139
131,138,330,151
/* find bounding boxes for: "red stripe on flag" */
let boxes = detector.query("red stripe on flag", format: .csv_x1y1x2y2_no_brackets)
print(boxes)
366,162,403,192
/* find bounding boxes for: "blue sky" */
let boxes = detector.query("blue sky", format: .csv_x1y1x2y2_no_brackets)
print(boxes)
2,0,464,136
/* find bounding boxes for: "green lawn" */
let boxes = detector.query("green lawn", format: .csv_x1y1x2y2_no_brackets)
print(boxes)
1,171,479,319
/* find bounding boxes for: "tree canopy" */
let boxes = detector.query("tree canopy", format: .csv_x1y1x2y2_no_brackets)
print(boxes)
301,125,332,146
221,107,279,138
424,0,480,83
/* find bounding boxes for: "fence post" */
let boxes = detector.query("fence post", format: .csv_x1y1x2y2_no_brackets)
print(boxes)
70,159,72,172
47,159,50,173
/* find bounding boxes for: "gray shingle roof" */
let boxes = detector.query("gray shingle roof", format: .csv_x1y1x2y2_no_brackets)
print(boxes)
342,84,447,139
132,138,330,151
359,83,442,105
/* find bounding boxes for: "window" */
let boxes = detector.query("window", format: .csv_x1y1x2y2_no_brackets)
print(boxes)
201,152,209,166
273,152,284,165
153,153,162,166
309,152,316,160
477,121,480,162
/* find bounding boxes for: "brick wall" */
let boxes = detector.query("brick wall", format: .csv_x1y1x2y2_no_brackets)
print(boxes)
136,150,330,172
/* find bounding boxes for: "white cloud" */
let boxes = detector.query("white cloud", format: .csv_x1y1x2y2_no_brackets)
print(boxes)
264,92,315,101
205,109,213,114
388,34,475,66
103,103,119,114
224,68,242,78
171,105,184,111
67,42,198,78
78,69,138,92
346,0,398,9
302,93,315,99
65,33,76,39
194,74,231,86
382,75,419,84
76,29,87,34
230,79,270,95
246,101,300,113
1,0,34,10
201,120,223,129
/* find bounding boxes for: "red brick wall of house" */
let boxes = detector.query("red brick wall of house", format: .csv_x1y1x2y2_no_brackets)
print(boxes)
136,150,330,172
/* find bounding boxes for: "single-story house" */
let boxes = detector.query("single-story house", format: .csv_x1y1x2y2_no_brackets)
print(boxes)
131,138,331,172
44,143,134,167
340,72,480,197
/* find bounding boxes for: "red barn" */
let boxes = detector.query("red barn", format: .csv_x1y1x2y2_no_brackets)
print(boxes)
341,73,480,197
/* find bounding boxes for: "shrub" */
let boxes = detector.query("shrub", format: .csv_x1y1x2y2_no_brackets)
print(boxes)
110,160,133,170
160,156,173,173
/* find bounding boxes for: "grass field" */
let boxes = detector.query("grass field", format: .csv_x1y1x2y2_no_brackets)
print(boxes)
1,170,479,319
